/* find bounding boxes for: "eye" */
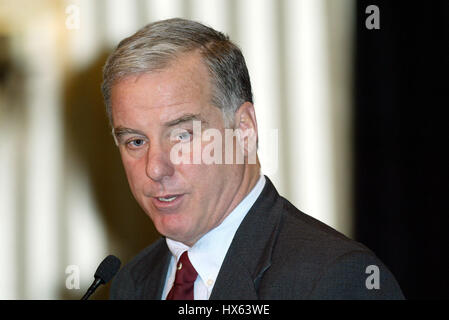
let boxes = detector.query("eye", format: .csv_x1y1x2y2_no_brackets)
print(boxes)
127,138,146,149
176,131,192,142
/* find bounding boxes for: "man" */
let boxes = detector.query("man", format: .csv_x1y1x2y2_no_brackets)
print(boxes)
102,18,404,299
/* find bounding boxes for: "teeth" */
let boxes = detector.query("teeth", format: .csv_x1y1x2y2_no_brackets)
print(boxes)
158,196,177,202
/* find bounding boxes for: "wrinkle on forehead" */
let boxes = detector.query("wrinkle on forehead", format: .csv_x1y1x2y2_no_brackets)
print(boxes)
113,51,211,110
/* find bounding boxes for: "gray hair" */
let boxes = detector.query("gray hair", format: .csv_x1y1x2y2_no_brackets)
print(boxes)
101,18,253,127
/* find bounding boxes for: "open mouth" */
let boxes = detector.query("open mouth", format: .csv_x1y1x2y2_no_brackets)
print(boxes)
152,194,185,210
158,196,178,202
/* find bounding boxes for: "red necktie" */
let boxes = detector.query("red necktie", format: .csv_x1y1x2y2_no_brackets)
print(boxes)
166,251,198,300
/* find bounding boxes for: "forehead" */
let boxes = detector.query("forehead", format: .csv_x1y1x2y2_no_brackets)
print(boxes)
110,52,214,126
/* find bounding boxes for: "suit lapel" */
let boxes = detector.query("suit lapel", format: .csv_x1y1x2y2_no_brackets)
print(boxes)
130,239,171,299
210,177,283,299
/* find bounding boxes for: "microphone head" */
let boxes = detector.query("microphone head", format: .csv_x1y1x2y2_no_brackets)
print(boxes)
94,255,121,284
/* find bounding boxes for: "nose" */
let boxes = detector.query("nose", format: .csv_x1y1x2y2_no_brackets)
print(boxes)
145,144,175,182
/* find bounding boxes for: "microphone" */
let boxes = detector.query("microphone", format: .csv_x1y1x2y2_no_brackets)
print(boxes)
81,255,121,300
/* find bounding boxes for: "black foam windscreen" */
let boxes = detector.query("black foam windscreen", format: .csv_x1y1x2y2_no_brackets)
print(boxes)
94,255,121,283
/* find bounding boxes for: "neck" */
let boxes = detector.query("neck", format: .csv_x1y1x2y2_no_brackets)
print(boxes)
217,158,261,227
183,159,261,247
240,159,262,200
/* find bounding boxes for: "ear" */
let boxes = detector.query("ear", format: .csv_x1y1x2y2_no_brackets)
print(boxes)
234,102,258,158
111,128,119,146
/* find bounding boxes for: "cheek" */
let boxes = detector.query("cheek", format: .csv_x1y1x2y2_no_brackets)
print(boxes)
184,164,225,196
121,156,146,191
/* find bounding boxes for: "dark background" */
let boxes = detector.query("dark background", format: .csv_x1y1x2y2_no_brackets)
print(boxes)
354,0,449,299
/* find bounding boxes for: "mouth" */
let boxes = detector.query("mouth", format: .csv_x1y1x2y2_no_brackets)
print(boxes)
151,194,185,210
157,195,178,202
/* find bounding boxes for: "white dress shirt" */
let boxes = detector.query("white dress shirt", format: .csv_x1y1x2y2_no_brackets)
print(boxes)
162,175,266,300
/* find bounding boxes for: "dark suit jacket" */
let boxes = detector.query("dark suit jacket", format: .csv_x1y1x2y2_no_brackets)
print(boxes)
110,176,404,299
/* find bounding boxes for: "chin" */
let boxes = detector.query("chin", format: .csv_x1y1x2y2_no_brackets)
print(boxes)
155,219,192,242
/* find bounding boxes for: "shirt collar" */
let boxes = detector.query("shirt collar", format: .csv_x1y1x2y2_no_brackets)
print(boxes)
166,175,266,287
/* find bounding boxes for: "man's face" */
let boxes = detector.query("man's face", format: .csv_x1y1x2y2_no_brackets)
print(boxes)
110,52,245,246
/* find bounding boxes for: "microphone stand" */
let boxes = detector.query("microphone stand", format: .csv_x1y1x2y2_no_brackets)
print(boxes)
81,277,103,300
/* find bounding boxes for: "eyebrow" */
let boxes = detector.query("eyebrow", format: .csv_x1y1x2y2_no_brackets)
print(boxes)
112,113,209,139
113,127,146,139
163,113,208,127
